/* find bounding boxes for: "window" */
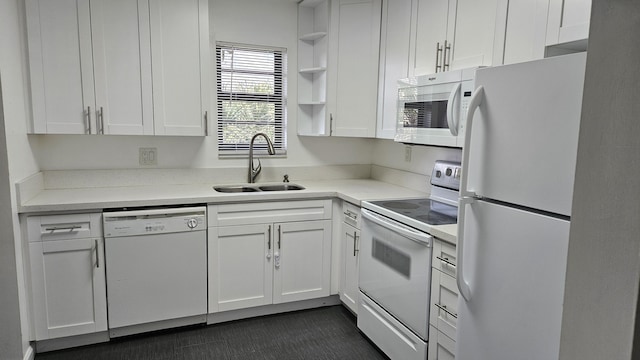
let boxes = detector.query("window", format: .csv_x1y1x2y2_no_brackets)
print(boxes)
216,43,287,156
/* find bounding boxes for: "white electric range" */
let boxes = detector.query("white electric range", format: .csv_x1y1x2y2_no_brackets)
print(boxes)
357,160,461,360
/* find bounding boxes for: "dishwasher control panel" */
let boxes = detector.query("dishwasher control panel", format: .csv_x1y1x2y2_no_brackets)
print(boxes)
103,207,206,237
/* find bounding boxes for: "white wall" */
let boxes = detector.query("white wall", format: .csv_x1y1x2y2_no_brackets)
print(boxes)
372,138,462,174
1,0,41,358
559,1,640,358
28,0,375,172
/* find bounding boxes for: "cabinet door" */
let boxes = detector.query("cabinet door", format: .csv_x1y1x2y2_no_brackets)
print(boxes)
340,223,359,314
502,0,550,65
546,0,591,46
30,238,107,340
428,325,456,360
412,0,454,75
449,0,502,70
376,0,412,139
26,0,96,134
149,0,210,136
273,220,332,303
208,224,273,313
90,0,153,135
328,0,381,137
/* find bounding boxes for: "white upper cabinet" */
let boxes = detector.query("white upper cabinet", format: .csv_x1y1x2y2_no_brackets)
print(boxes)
376,0,412,139
297,0,382,138
546,0,591,47
327,0,381,138
91,0,153,135
501,0,550,65
26,0,209,136
149,0,210,136
411,0,505,75
297,0,330,136
26,0,95,134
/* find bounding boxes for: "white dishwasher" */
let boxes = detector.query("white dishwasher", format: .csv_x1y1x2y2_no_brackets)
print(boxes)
103,206,207,337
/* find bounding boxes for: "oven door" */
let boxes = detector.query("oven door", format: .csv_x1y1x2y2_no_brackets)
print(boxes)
394,80,462,147
359,208,433,340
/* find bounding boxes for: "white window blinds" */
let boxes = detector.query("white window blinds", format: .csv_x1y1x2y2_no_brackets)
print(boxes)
216,42,287,156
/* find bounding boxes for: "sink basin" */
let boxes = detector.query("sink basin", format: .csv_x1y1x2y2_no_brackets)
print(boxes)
213,184,305,193
213,186,260,193
258,184,305,191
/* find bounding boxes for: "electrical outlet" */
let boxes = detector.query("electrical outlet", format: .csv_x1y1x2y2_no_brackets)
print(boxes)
139,147,157,166
404,146,412,162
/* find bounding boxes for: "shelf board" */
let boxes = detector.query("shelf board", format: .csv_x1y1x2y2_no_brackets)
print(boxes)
298,101,326,106
299,67,327,74
299,32,327,42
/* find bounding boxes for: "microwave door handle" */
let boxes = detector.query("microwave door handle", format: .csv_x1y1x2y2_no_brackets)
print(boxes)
460,86,484,199
446,83,462,136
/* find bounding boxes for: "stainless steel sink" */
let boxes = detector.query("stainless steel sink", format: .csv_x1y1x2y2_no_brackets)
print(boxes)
258,184,305,191
213,184,305,193
213,186,260,193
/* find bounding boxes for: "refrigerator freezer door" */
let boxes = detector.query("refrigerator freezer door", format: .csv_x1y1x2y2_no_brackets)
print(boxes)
456,200,569,360
465,53,586,216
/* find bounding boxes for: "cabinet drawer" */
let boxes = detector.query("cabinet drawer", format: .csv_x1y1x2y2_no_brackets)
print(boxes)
27,213,103,242
208,199,332,226
430,269,458,339
432,239,456,277
428,325,456,360
342,201,361,229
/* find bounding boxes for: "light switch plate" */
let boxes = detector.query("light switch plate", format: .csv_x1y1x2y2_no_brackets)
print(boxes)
139,148,157,166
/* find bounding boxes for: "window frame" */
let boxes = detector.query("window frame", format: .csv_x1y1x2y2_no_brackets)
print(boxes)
215,42,287,157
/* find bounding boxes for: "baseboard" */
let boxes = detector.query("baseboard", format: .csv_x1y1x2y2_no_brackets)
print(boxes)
207,295,341,325
23,345,35,360
109,314,207,338
34,331,109,353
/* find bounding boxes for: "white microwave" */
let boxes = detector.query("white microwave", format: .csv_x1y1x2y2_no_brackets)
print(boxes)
395,68,477,148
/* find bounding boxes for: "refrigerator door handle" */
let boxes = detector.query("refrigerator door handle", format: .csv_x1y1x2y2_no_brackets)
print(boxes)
446,83,462,136
460,86,485,198
457,196,475,301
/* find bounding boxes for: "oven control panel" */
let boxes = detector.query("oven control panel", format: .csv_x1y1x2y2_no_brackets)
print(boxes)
430,160,461,191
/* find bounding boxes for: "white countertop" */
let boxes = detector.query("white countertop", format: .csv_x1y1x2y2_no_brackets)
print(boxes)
19,179,457,243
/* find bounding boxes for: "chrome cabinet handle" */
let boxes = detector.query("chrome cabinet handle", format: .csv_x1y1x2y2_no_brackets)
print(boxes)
329,113,334,135
268,225,271,250
343,210,358,221
353,231,358,256
204,111,208,136
435,42,443,73
99,106,104,134
435,303,457,318
443,40,451,71
436,256,456,268
277,225,281,249
45,225,81,232
94,239,100,268
86,106,92,134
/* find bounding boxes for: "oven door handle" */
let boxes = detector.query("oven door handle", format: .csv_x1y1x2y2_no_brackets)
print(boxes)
362,209,433,246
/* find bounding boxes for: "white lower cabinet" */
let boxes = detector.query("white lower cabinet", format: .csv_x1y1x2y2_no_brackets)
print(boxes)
27,213,107,341
339,201,361,314
208,200,332,314
429,238,458,359
428,325,456,360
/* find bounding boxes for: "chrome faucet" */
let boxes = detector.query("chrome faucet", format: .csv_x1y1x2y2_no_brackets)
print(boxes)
248,133,276,183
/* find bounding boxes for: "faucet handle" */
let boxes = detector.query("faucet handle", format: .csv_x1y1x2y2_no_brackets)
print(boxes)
283,174,289,183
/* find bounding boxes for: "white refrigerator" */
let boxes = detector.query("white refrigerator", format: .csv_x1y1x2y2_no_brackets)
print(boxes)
456,52,587,360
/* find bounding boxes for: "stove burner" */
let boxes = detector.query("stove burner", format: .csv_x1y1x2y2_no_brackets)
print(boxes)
381,201,420,210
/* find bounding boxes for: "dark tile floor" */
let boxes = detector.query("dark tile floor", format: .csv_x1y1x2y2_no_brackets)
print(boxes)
35,305,389,360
